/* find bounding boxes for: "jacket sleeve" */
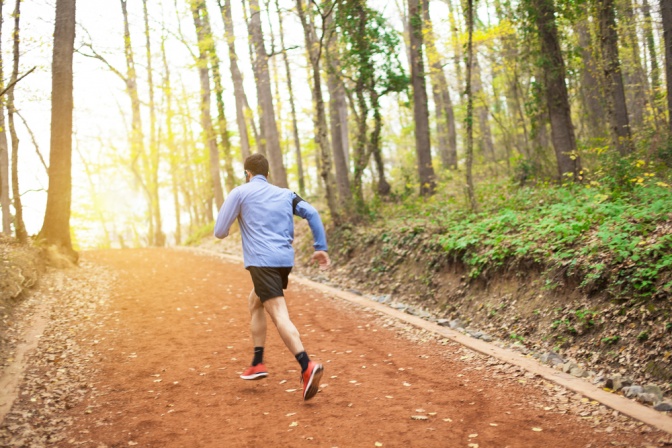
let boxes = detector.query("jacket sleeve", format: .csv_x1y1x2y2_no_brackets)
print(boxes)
292,193,328,251
214,189,241,239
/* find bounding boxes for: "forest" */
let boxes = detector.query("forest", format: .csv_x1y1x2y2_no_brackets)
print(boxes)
0,0,671,301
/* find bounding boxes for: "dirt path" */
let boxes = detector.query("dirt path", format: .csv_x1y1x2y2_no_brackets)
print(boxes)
4,248,669,447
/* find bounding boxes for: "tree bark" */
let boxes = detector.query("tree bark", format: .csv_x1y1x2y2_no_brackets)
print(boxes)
620,0,648,130
296,0,339,222
465,0,477,210
408,0,436,195
248,0,288,187
532,0,581,180
201,1,236,192
423,4,458,170
8,0,25,242
191,1,225,210
142,0,165,246
0,0,10,236
218,0,252,160
473,55,496,168
325,14,353,207
161,38,181,246
39,0,77,260
598,0,632,156
576,19,606,141
642,0,665,123
662,0,672,134
275,0,305,194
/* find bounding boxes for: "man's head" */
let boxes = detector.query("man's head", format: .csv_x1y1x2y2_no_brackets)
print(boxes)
244,153,269,181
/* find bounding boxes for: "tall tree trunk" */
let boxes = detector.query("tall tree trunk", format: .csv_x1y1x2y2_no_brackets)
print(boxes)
296,0,339,222
408,0,436,195
325,14,353,207
465,0,477,210
532,0,581,180
576,19,607,141
39,0,77,260
7,0,25,242
121,0,154,242
0,0,10,236
201,1,235,192
642,0,665,123
191,1,225,210
620,0,648,130
496,0,532,160
142,0,165,246
473,55,496,168
661,0,672,134
423,3,458,170
161,38,181,246
248,0,288,187
598,0,633,156
370,90,390,196
218,0,252,160
275,0,305,194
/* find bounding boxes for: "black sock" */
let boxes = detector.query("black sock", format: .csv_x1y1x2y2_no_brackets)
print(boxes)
252,347,264,366
295,351,310,372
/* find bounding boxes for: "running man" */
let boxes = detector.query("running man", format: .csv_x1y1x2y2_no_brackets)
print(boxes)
214,153,331,401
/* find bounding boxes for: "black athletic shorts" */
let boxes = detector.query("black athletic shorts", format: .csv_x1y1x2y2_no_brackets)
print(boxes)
247,266,293,302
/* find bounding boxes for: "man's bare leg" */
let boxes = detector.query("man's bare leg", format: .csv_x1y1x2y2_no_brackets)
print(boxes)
262,296,304,355
248,289,267,347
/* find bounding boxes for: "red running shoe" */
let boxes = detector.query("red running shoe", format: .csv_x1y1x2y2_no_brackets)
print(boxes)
301,361,324,401
240,363,268,380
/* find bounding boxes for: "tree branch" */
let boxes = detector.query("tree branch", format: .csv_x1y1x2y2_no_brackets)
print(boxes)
0,66,35,98
15,110,48,173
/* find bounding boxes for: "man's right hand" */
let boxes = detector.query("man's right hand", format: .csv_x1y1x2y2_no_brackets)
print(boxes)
311,251,331,270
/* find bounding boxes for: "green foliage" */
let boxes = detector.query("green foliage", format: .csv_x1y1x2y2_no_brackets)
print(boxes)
372,162,672,301
601,335,621,345
184,222,215,246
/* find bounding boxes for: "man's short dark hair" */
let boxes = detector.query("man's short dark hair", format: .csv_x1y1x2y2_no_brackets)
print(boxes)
244,153,269,177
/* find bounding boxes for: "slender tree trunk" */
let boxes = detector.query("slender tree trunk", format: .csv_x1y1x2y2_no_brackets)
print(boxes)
532,0,581,180
325,14,353,207
576,19,606,141
201,1,235,192
447,0,464,90
642,0,665,123
423,4,458,169
161,38,181,246
473,55,496,168
39,0,77,260
248,0,288,187
370,90,390,196
142,0,165,246
465,0,477,210
0,0,10,236
598,0,632,156
408,0,436,195
620,0,648,130
7,0,25,242
218,0,252,160
296,0,339,222
191,1,225,210
275,0,305,194
120,0,154,243
662,0,672,134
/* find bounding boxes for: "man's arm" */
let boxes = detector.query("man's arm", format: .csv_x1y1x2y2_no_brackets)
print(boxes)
293,194,330,269
214,189,241,239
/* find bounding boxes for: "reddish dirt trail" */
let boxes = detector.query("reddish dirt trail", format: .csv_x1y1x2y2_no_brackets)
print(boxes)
57,249,662,447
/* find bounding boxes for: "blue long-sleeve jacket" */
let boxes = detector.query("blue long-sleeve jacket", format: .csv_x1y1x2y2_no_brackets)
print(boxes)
214,175,328,268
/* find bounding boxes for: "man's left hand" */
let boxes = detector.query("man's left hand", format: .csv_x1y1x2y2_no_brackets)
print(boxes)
311,251,331,270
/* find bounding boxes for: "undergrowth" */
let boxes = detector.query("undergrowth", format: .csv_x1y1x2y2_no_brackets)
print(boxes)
370,163,672,301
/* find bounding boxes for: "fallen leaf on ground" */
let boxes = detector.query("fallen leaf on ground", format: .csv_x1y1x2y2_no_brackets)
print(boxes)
532,427,542,432
289,422,298,427
411,415,428,420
